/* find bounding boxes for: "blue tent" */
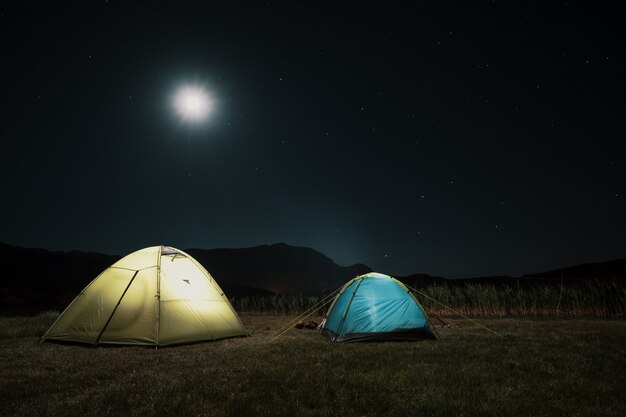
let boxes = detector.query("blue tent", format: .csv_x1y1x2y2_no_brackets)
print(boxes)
321,272,436,342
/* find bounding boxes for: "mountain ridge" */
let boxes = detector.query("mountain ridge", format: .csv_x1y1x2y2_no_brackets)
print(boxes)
1,242,624,314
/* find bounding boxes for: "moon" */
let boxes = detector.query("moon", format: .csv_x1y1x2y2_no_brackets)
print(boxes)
172,85,213,122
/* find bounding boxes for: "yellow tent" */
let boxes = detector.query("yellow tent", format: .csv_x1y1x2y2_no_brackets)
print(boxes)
42,246,247,346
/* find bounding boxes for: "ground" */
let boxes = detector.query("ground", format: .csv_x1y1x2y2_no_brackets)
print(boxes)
0,314,624,417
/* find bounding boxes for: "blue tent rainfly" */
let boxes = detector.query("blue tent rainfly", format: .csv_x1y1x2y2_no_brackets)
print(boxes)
321,272,436,342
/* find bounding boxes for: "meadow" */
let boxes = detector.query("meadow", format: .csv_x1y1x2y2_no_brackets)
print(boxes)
0,312,624,417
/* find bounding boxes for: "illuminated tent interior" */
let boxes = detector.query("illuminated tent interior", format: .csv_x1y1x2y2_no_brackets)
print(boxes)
321,272,436,342
42,246,247,346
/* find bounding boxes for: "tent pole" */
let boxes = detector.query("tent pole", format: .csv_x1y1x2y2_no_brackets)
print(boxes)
341,278,364,320
155,246,163,349
93,270,139,347
335,277,364,338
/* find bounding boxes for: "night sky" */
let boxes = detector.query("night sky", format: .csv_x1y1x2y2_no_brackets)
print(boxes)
1,2,624,277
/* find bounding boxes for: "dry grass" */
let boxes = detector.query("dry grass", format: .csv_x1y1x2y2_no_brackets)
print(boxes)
0,314,625,417
230,280,626,317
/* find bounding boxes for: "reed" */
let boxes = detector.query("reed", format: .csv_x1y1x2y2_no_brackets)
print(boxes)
230,294,323,316
229,279,626,317
417,280,626,317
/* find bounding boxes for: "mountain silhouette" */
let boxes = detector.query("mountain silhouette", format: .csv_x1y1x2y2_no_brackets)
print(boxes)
185,243,370,294
523,258,626,281
1,242,624,314
0,243,118,314
398,258,626,289
0,242,370,313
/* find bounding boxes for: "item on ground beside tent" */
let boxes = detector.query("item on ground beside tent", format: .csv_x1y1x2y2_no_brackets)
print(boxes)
294,321,320,330
321,272,436,342
41,246,247,346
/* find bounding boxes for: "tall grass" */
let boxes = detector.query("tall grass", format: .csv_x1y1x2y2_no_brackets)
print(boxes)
0,310,59,339
417,280,626,317
229,280,626,317
230,294,323,316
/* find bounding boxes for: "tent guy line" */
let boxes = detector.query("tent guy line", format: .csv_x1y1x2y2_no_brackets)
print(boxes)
268,286,343,343
405,283,507,339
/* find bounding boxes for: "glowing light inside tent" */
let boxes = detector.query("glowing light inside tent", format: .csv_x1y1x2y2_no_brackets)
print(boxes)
172,85,213,122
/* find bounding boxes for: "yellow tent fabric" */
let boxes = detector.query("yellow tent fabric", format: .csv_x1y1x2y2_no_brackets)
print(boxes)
42,246,247,346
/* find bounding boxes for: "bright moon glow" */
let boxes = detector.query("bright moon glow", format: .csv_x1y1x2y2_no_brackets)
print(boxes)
173,85,213,122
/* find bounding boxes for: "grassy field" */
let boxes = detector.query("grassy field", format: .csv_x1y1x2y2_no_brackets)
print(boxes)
0,313,625,417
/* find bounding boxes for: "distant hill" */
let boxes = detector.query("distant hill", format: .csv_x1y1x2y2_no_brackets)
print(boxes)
0,242,369,314
397,272,447,288
0,243,119,314
185,243,370,295
523,258,626,281
1,241,624,314
447,258,626,286
397,258,626,289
